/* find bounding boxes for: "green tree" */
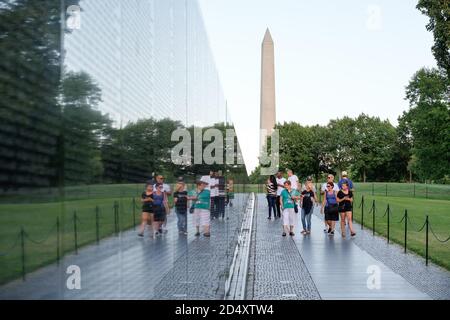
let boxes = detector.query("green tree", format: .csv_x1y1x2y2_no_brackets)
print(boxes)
402,68,450,181
0,0,76,190
417,0,450,77
351,114,396,182
326,117,357,175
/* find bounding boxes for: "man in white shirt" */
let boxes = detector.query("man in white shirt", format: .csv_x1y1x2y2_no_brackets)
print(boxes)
202,171,218,218
275,170,286,219
287,169,299,191
321,174,339,193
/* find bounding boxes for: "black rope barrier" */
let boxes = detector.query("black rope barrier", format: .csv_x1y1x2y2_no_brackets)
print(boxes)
429,225,450,243
23,223,57,245
0,232,21,257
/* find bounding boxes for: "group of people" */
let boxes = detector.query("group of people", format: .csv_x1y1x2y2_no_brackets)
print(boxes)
266,170,356,238
138,172,235,239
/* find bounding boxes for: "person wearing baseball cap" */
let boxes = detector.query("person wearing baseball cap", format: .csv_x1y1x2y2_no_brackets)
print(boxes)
338,171,354,191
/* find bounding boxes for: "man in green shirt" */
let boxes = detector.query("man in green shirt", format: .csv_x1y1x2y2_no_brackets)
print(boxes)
280,180,300,237
188,180,212,237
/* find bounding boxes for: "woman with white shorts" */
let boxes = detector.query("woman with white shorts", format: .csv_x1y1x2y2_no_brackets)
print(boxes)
280,180,300,237
188,180,212,237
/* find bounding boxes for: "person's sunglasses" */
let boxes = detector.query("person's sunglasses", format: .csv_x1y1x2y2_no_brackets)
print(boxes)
327,176,332,179
327,185,333,188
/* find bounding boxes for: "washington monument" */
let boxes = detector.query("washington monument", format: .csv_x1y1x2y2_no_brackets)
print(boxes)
260,28,276,150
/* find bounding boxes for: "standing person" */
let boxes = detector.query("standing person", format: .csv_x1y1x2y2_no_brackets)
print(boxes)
152,183,166,237
300,181,316,235
287,169,299,191
138,184,154,237
337,181,356,238
302,176,317,193
275,170,286,219
321,182,339,235
202,171,218,219
321,174,339,232
226,179,234,207
154,175,172,234
174,178,188,235
188,180,211,237
266,175,277,220
338,171,354,191
217,170,226,219
280,180,300,236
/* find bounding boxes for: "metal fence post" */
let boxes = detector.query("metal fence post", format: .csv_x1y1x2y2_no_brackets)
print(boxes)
73,211,78,255
372,200,376,236
425,215,429,266
56,216,60,265
132,197,136,230
372,183,374,196
426,186,428,199
361,195,364,230
385,184,388,197
413,183,416,198
95,206,100,244
404,209,408,254
114,201,119,235
20,227,26,281
387,204,390,244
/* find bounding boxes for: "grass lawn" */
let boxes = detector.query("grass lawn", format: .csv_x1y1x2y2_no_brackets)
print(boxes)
353,183,450,201
352,195,450,270
0,196,139,285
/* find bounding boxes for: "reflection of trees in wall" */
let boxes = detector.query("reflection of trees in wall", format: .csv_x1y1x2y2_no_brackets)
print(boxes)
0,0,74,190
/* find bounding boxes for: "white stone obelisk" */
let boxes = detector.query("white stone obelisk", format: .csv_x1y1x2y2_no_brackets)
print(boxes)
260,28,276,151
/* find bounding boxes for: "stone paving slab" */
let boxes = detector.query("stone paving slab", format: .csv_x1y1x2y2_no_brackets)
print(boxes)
292,207,431,299
249,195,321,300
331,212,450,300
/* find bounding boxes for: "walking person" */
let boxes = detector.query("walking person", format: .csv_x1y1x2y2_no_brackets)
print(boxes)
188,180,212,237
300,181,316,235
337,181,356,238
287,169,299,191
217,170,226,219
226,179,234,207
321,182,339,236
321,174,339,232
275,170,286,219
174,178,188,235
152,183,166,237
280,180,300,237
338,171,354,191
266,175,277,220
138,184,154,237
154,175,172,234
202,171,218,219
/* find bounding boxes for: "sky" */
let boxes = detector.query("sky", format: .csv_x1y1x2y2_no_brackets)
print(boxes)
197,0,436,174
